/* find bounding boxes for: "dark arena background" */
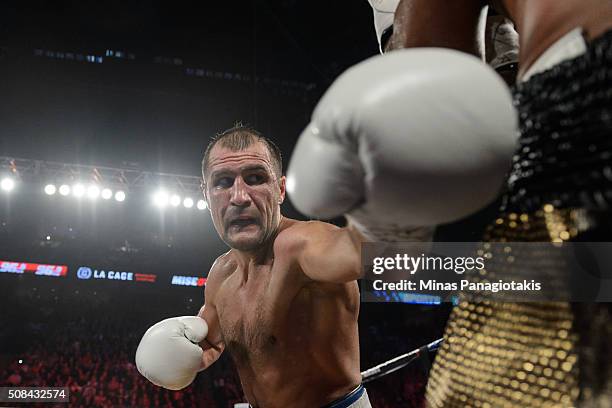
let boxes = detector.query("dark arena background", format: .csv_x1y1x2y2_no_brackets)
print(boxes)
0,1,472,406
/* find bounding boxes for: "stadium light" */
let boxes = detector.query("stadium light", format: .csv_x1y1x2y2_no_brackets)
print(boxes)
197,200,207,210
101,188,113,200
114,190,126,202
87,185,100,199
44,184,57,195
72,183,85,197
170,194,181,207
183,197,194,208
1,177,15,192
153,190,169,207
59,184,71,196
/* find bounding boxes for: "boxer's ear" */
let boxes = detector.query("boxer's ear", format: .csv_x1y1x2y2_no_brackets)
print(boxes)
201,179,209,203
278,176,286,204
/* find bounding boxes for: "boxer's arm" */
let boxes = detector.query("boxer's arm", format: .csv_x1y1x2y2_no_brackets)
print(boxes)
196,260,226,370
280,222,362,284
197,304,224,370
385,0,487,56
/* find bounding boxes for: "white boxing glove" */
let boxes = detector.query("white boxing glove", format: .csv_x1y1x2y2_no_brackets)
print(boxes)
135,316,208,390
287,48,517,235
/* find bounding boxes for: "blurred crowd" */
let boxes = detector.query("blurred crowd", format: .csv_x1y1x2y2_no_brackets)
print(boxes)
0,279,448,407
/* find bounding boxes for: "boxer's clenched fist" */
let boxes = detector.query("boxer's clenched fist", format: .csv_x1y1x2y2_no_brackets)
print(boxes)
287,48,517,232
135,316,208,390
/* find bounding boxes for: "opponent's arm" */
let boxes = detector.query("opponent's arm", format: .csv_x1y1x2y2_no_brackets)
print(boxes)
366,0,519,82
389,0,487,55
367,0,487,55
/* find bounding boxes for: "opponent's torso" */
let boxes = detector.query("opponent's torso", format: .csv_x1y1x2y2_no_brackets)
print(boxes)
427,29,612,407
501,0,612,79
214,245,361,408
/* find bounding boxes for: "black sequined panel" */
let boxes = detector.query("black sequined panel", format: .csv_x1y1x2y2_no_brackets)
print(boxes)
505,30,612,213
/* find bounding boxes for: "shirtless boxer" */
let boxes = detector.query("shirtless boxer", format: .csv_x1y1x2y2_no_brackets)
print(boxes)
361,0,612,406
137,126,370,408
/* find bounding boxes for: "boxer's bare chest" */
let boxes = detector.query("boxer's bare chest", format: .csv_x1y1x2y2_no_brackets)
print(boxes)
215,262,298,365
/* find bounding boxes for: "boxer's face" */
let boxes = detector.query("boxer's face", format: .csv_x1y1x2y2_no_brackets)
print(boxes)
204,141,285,251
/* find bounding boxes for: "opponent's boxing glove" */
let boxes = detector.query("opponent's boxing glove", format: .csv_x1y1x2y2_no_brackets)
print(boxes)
366,0,400,53
135,316,208,390
485,16,519,70
287,48,517,236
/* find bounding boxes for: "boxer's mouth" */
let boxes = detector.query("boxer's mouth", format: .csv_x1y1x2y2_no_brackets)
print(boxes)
228,216,258,229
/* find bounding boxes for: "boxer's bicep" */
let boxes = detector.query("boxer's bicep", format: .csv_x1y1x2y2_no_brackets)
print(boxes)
290,223,361,284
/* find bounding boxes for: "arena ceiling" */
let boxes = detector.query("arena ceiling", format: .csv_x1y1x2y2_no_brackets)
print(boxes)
0,1,379,276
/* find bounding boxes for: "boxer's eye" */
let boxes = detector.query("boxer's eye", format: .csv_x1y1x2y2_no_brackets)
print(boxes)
245,174,265,185
214,177,234,188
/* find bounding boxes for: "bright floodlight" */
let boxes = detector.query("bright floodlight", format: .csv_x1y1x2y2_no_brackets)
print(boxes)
44,184,57,195
153,190,169,207
197,200,207,210
72,183,85,197
1,178,15,192
170,194,181,207
183,197,194,208
114,190,126,202
87,185,100,199
101,188,113,200
59,184,71,196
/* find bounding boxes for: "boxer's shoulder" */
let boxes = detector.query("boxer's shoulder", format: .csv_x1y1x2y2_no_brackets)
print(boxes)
275,220,340,251
205,251,237,297
211,250,236,273
273,220,344,268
